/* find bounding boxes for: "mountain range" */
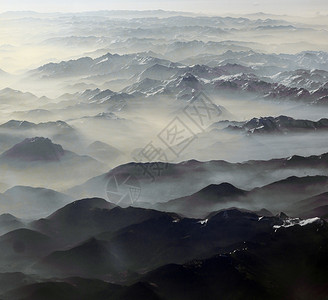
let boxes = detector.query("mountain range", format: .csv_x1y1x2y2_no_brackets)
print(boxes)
2,9,328,299
0,196,325,299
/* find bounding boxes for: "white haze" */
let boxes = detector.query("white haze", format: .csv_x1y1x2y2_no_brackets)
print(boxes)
0,10,327,218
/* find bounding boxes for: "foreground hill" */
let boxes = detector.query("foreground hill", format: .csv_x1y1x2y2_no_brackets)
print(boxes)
1,218,327,299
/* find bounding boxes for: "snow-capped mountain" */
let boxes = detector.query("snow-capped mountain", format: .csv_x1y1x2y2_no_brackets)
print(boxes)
226,116,328,134
30,53,181,79
270,69,328,91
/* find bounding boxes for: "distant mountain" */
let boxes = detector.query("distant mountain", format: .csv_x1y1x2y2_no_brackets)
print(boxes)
0,88,38,104
289,192,328,219
136,63,179,81
299,205,328,220
68,152,328,208
86,141,123,163
122,62,328,104
28,51,328,105
248,175,328,212
0,213,25,235
29,53,180,79
293,51,328,71
0,120,79,150
156,183,247,217
1,137,65,162
134,63,254,83
85,112,122,120
57,88,133,111
152,175,328,217
123,64,256,100
11,109,54,121
181,50,328,72
0,138,107,190
226,115,328,134
298,192,328,212
164,40,251,61
0,120,35,130
0,137,99,164
0,186,73,219
270,69,328,91
211,72,318,103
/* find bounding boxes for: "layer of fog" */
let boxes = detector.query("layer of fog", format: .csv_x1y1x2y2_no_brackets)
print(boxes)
1,11,328,77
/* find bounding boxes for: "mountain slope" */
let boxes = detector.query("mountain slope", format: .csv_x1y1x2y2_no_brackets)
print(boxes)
227,115,328,134
1,137,65,162
68,153,328,212
0,186,73,219
155,183,247,217
0,137,107,190
0,214,25,235
133,218,328,300
31,198,174,245
36,238,126,278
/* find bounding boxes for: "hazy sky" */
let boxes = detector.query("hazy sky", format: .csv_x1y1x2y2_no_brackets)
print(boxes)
0,0,326,16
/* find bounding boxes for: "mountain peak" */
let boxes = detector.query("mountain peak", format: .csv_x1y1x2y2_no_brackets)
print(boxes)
198,182,246,197
277,212,289,219
48,197,114,220
0,120,35,129
1,137,65,162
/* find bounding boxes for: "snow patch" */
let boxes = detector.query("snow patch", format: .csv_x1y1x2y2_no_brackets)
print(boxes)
198,219,208,225
273,217,321,229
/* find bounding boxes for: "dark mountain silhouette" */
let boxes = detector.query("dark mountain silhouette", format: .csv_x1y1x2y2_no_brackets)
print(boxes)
68,152,328,205
31,198,176,246
0,207,325,299
36,238,126,278
152,175,328,218
0,228,55,272
93,208,281,274
299,205,328,219
227,115,328,134
1,137,65,162
0,120,73,132
0,213,25,235
0,272,37,295
289,191,328,218
0,228,54,256
155,183,247,217
131,219,328,300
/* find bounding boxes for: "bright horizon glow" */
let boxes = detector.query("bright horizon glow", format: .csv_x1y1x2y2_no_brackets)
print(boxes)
0,0,327,17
